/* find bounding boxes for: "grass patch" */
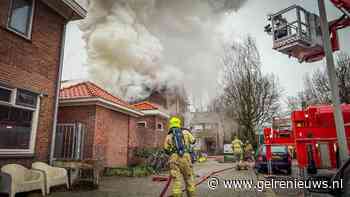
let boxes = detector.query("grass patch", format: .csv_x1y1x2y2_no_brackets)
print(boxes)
105,165,154,177
223,155,236,163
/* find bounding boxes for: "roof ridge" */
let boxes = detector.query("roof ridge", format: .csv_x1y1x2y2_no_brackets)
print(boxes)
85,81,128,104
134,101,158,106
132,101,161,110
133,101,153,107
59,81,142,114
133,101,147,105
60,81,88,91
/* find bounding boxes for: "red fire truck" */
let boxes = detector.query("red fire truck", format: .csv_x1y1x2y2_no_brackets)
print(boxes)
292,105,350,171
264,104,350,173
265,117,295,146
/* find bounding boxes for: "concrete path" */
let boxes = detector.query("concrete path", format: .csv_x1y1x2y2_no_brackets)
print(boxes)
13,159,277,197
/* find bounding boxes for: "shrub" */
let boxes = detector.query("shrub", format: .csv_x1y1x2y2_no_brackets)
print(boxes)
132,165,153,177
105,167,133,177
134,148,159,158
134,148,169,173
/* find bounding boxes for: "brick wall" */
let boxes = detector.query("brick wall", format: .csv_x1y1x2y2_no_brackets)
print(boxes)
156,116,168,147
95,106,134,167
58,104,140,168
135,115,168,148
57,104,170,167
128,115,142,165
0,0,65,167
127,115,168,165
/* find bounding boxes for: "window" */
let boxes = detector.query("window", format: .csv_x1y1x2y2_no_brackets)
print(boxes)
262,145,288,155
194,125,203,130
157,123,163,131
205,124,213,129
0,87,12,103
7,0,35,38
137,121,147,128
278,133,291,138
16,89,37,108
0,105,33,149
0,85,40,154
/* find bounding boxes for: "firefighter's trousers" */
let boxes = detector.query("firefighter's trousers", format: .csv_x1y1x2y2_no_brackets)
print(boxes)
233,150,243,162
169,153,196,197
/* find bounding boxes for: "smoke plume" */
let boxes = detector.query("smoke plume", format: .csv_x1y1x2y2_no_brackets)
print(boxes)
80,0,248,101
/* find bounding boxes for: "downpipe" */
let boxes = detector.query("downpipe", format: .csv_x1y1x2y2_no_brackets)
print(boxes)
49,21,67,164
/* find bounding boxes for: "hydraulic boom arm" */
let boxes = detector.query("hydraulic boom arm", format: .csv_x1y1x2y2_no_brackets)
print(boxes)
303,0,350,62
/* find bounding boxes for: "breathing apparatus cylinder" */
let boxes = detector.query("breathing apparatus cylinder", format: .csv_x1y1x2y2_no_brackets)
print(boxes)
171,127,185,157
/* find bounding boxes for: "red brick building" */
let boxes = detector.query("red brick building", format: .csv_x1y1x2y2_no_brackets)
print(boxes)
132,102,170,148
0,0,85,167
144,87,189,118
57,81,144,167
56,81,172,168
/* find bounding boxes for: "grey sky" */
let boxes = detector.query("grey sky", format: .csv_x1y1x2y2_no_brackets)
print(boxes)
62,0,350,98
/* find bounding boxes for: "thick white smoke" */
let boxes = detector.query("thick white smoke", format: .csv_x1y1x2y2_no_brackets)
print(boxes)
80,0,248,101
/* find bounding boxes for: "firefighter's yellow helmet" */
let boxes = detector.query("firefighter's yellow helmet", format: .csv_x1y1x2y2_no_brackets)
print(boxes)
169,117,181,128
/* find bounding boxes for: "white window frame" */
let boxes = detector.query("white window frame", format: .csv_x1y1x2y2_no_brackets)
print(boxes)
0,86,41,155
194,124,203,130
7,0,36,40
0,85,14,104
136,121,147,128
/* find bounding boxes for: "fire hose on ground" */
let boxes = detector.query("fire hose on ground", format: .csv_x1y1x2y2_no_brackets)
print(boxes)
153,166,235,197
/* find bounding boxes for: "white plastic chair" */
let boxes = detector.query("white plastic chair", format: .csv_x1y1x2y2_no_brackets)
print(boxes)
1,164,46,197
32,162,69,194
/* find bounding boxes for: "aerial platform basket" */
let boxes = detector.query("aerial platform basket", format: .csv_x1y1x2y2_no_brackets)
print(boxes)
265,5,330,63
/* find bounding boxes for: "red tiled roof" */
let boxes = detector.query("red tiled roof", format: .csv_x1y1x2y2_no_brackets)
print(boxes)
132,101,160,111
60,81,137,110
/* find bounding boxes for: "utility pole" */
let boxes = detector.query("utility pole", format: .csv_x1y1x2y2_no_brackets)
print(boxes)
318,0,349,165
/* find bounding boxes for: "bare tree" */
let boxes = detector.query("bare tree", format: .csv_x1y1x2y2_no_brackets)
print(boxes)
300,52,350,106
337,52,350,103
217,37,281,144
283,92,313,116
285,96,301,112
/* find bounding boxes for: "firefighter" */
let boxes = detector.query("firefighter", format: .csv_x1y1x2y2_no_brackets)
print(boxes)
274,14,288,39
164,117,196,197
244,140,254,161
231,136,243,162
